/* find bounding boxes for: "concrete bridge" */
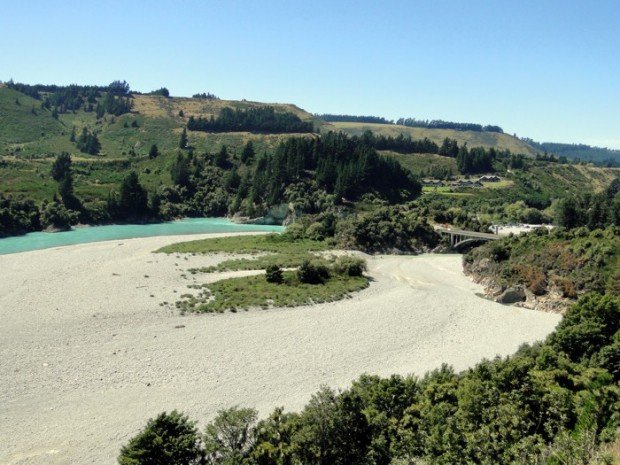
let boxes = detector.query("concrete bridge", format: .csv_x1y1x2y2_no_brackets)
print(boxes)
435,227,499,249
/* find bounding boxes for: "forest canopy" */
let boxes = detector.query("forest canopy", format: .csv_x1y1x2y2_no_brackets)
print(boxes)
187,107,314,133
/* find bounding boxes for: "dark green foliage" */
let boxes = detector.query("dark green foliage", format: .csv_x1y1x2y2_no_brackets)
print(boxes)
187,107,313,133
297,260,330,284
75,127,101,155
556,184,620,229
215,145,229,168
241,141,255,164
396,117,504,133
0,194,40,236
438,137,460,157
107,171,149,220
456,144,496,174
203,407,258,464
50,152,72,182
6,80,132,117
97,92,133,117
192,92,218,100
108,80,131,95
265,264,283,284
179,128,188,149
317,114,393,124
525,139,620,166
550,293,619,362
149,87,170,97
292,387,371,465
122,293,620,464
465,227,619,298
489,241,511,262
170,153,191,188
118,410,203,465
335,206,440,253
359,129,439,154
148,144,159,159
332,255,367,277
40,200,77,230
51,152,82,213
250,132,420,208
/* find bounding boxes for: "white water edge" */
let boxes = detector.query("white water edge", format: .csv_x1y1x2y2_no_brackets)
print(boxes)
0,233,561,465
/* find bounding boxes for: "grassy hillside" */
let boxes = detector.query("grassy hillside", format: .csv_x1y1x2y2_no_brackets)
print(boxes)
0,86,66,147
381,150,458,177
0,86,321,203
508,162,620,198
0,87,318,159
1,84,618,236
327,121,538,156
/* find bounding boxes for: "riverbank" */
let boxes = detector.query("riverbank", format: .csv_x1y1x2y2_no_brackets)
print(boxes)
0,234,561,465
0,217,283,255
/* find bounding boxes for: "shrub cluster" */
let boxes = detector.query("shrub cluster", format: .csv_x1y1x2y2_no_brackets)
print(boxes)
121,293,620,465
465,226,620,298
297,259,330,284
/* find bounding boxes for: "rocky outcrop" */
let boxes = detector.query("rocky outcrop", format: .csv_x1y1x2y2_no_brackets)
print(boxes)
497,286,526,304
464,257,570,313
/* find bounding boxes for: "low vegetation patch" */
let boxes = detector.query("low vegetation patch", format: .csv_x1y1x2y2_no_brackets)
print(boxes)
156,233,327,255
465,226,620,298
177,269,368,313
161,234,368,313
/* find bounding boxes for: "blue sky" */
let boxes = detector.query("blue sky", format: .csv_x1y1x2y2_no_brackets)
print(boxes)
1,0,619,148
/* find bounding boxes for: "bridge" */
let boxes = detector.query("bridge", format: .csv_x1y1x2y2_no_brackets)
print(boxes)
435,227,499,249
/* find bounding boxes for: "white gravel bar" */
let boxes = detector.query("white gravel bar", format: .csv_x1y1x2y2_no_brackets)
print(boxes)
0,233,561,465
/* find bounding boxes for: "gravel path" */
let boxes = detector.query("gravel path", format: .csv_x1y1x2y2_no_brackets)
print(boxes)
0,234,561,465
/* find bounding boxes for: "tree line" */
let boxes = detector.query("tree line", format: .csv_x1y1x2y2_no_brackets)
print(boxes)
6,79,133,117
0,130,423,237
524,139,620,167
192,92,218,100
556,179,620,229
248,132,420,207
354,130,509,174
316,114,394,124
187,107,314,133
396,117,504,133
356,130,439,154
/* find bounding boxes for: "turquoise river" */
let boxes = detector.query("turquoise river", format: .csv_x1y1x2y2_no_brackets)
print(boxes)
0,218,284,255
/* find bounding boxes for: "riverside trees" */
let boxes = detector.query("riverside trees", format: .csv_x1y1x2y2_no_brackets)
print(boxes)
118,294,620,464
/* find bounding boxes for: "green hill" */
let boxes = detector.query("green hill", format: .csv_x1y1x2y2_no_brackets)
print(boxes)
0,86,321,203
325,121,538,156
1,82,618,239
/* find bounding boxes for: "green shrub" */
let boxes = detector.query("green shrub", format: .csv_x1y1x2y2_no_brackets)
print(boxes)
297,259,330,284
332,255,367,277
40,200,78,230
265,264,283,284
118,410,204,465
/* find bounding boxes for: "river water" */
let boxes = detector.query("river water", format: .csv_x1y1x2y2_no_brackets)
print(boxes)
0,217,284,255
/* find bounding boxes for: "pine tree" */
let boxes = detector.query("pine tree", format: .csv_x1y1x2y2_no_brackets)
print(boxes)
241,141,255,164
215,145,229,168
51,152,72,181
179,128,188,149
148,144,159,159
